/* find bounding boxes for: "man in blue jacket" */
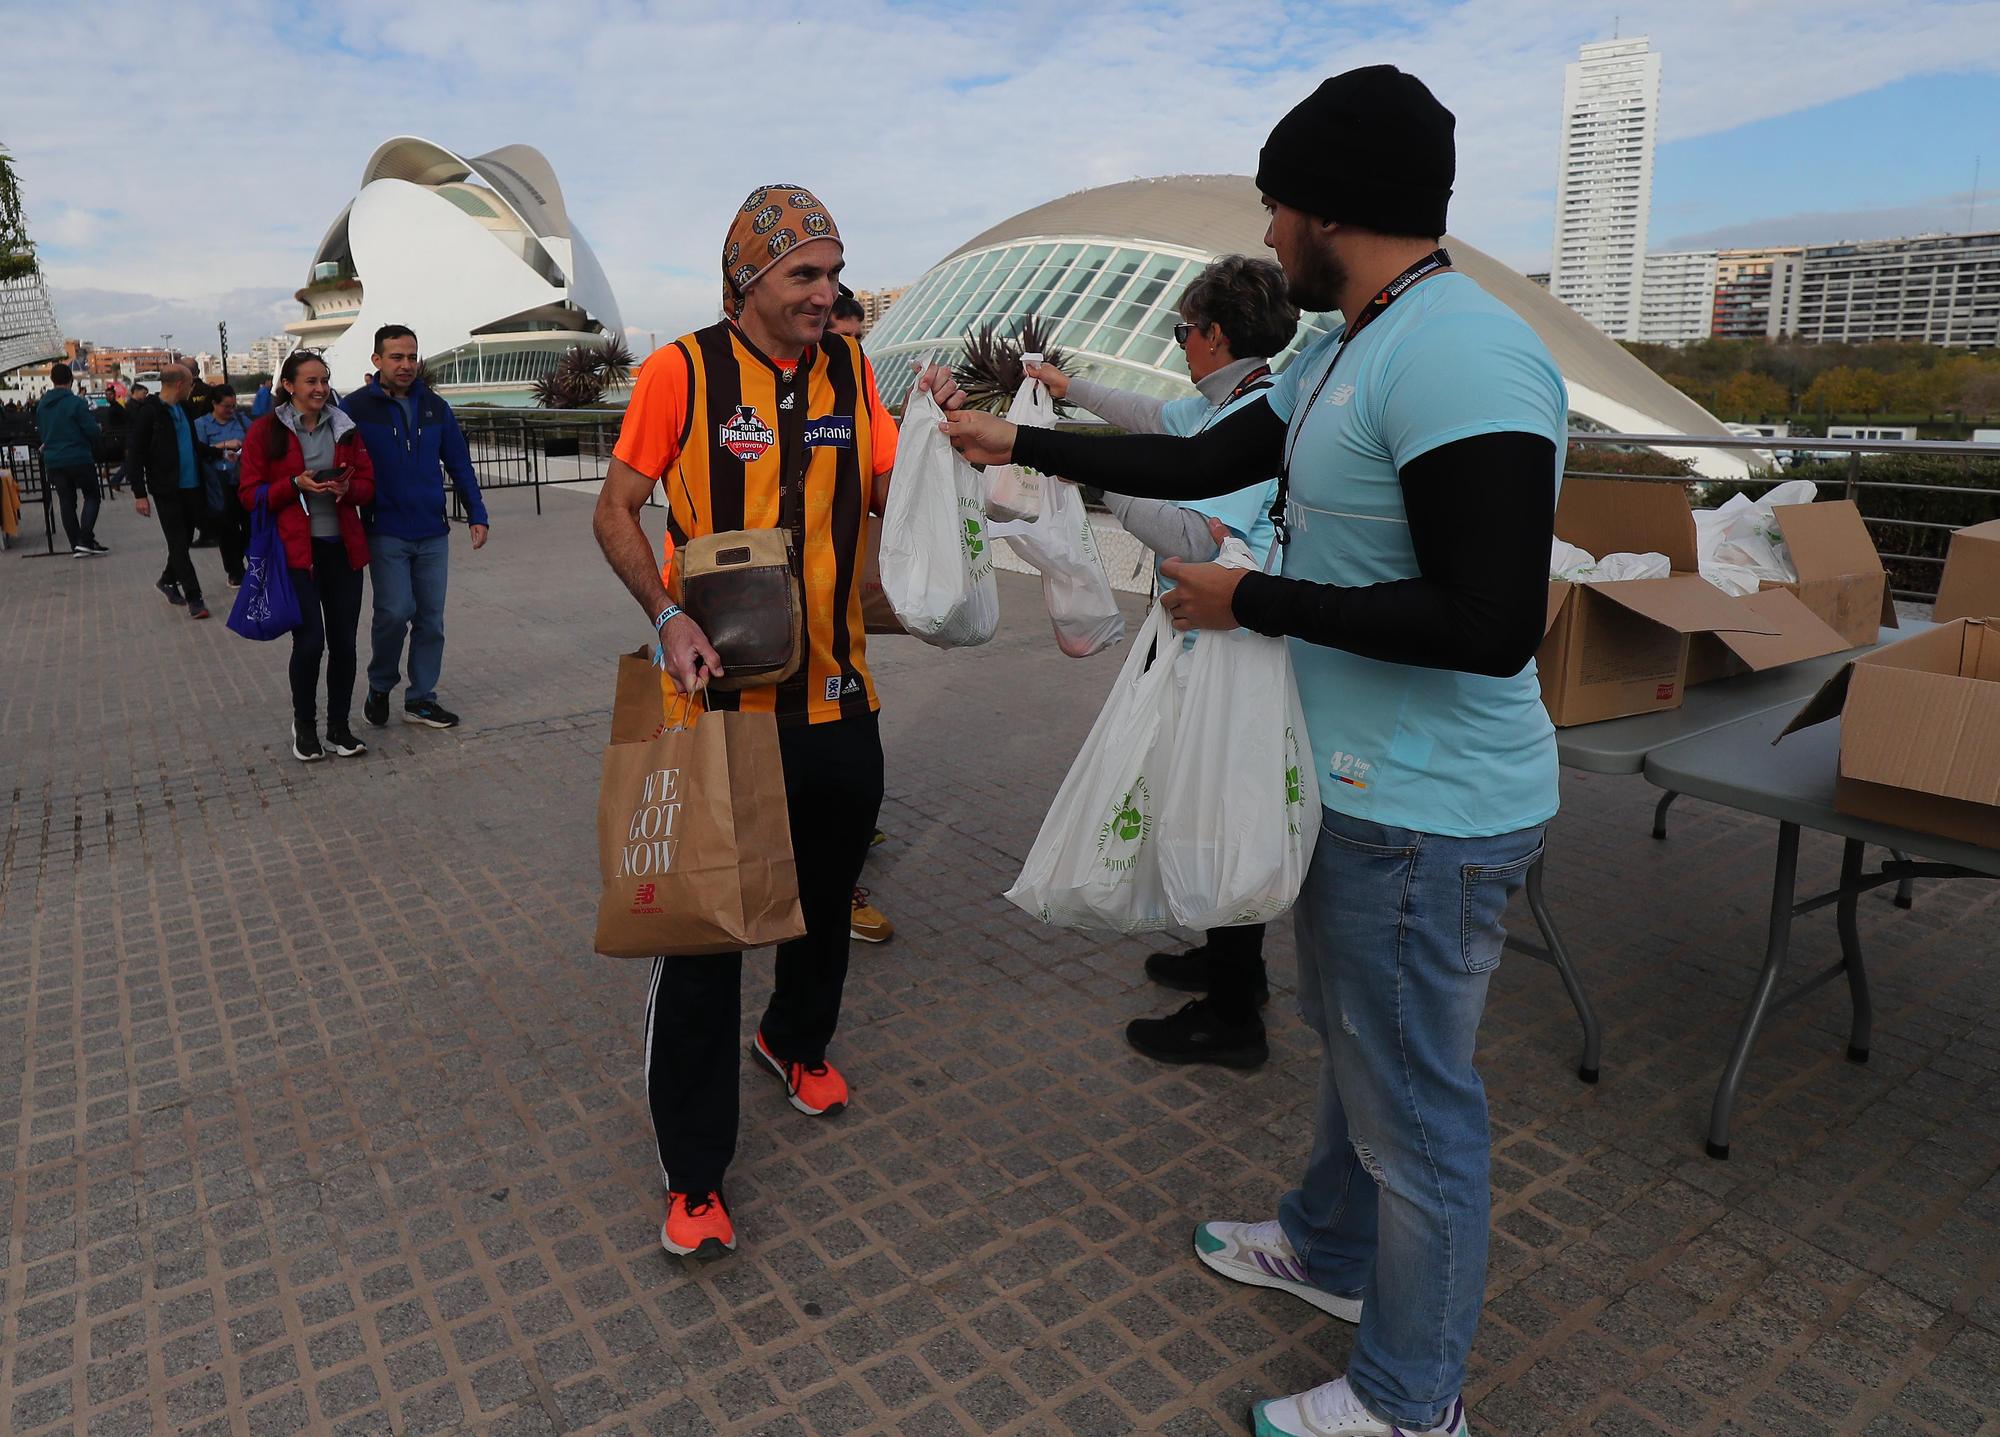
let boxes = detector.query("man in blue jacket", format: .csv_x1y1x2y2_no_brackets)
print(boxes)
341,324,489,730
34,363,108,556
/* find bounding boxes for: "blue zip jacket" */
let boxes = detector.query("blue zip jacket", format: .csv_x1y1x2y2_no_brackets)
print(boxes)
34,387,102,468
339,375,487,539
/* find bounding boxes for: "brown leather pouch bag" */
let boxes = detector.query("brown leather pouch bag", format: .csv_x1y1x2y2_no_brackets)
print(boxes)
678,529,803,691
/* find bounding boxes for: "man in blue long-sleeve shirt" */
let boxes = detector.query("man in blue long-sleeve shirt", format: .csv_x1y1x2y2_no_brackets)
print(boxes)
340,324,489,730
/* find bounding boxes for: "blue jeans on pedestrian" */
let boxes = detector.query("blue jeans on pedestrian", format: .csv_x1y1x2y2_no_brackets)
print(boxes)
1278,807,1544,1431
367,531,449,703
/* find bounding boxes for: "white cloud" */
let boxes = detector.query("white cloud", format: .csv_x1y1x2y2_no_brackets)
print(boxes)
5,0,1997,343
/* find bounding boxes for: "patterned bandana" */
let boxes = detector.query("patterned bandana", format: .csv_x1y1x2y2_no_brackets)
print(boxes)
722,184,842,320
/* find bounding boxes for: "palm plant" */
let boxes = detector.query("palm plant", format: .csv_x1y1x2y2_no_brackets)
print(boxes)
0,143,37,282
950,316,1073,414
594,334,634,390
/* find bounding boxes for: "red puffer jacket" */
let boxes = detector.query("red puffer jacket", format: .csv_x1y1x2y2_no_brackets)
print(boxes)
238,409,375,571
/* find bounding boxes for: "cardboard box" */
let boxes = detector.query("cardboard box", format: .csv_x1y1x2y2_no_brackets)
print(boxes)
1932,518,2000,623
1766,499,1897,649
1685,587,1853,687
1780,618,2000,848
1539,479,1781,726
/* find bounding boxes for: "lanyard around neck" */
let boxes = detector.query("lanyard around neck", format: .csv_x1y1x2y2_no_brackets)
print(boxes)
1272,247,1451,548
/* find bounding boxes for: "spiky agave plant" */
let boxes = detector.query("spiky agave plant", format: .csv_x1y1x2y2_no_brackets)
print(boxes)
593,334,634,391
950,316,1073,415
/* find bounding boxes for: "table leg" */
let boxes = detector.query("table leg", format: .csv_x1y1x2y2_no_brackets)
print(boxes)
1890,849,1915,909
1652,790,1680,841
1708,821,1801,1160
1524,853,1602,1084
1837,839,1872,1063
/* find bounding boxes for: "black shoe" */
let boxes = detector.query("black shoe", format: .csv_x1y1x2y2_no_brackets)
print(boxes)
157,579,186,606
363,690,390,728
187,603,211,620
292,723,324,763
226,573,243,589
1145,945,1214,994
325,725,367,757
403,699,459,729
1144,945,1272,1006
1125,999,1268,1070
84,539,110,554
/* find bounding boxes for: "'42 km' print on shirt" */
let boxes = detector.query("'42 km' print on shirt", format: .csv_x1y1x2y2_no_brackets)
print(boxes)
619,767,683,876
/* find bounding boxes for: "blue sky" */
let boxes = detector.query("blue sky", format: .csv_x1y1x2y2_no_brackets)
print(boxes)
3,0,1998,347
1651,72,2000,248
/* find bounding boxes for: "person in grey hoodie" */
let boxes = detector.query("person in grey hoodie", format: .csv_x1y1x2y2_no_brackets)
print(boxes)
34,363,107,555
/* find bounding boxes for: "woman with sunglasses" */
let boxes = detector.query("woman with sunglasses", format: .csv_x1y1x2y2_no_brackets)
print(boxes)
239,350,376,762
1023,254,1299,1071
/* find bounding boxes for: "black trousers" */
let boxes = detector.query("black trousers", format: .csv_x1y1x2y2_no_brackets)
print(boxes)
49,464,100,549
214,483,250,582
289,539,365,728
152,486,205,603
1205,922,1268,1023
644,710,884,1196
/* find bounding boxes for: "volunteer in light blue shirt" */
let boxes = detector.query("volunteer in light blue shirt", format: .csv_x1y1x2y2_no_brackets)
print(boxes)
933,65,1563,1437
1023,254,1298,1074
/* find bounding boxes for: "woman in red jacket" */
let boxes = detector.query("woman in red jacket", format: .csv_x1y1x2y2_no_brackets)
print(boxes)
239,350,375,762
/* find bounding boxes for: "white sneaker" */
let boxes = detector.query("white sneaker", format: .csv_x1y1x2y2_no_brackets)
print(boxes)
1193,1220,1362,1322
1254,1375,1468,1437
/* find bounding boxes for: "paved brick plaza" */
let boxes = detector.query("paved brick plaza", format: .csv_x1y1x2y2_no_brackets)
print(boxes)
3,487,1998,1437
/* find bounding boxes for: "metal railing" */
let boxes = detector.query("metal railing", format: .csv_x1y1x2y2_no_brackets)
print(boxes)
1564,431,2000,601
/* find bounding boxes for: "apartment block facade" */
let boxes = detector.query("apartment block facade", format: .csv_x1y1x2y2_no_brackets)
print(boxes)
1553,37,1661,341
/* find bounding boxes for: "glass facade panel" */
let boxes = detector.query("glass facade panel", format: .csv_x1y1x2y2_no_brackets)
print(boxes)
866,234,1339,415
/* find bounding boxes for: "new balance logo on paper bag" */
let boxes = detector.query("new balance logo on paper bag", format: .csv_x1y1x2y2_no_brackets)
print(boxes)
593,650,805,958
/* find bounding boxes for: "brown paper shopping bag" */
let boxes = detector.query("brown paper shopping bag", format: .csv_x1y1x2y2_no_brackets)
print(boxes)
592,651,806,958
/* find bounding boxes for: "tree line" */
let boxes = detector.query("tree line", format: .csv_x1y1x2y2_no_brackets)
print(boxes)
1623,338,2000,433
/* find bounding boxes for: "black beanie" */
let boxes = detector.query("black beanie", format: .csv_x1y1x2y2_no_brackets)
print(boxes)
1255,66,1456,237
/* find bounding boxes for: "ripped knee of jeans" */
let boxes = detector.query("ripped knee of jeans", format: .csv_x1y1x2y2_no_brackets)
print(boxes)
1338,1007,1359,1038
1349,1135,1387,1185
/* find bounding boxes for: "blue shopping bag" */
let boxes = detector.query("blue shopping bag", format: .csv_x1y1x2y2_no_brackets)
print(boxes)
226,502,302,640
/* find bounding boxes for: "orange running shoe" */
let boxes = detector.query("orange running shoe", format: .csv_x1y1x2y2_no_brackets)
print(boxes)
661,1191,735,1257
752,1030,850,1116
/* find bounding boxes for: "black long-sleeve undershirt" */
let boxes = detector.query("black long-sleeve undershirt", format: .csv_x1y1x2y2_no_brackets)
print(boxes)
1012,417,1556,679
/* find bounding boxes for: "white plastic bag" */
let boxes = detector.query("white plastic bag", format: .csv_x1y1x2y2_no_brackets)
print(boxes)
1549,538,1671,583
880,390,999,647
1693,479,1817,596
988,471,1124,659
982,358,1052,523
1005,602,1181,931
1155,539,1319,930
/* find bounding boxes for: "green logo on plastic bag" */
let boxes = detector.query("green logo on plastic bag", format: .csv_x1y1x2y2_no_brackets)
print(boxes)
964,517,984,559
1095,778,1153,874
1283,727,1307,835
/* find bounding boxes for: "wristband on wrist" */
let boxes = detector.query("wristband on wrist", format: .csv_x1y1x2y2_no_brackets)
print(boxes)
653,603,682,630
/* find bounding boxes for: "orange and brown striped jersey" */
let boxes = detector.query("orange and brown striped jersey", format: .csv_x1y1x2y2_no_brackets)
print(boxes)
612,322,900,726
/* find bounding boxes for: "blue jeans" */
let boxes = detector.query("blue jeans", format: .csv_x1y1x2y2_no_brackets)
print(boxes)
1278,808,1544,1430
367,532,449,702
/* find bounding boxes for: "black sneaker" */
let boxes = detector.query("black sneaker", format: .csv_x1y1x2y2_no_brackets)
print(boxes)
1146,945,1214,993
157,578,186,606
226,573,243,589
325,725,367,757
363,690,390,728
187,603,211,620
403,699,460,729
85,539,110,555
1125,999,1268,1070
1144,945,1272,1005
292,723,324,763
72,545,95,558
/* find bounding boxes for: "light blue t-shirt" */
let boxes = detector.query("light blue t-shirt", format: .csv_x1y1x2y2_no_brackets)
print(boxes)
1156,382,1280,588
1265,272,1566,839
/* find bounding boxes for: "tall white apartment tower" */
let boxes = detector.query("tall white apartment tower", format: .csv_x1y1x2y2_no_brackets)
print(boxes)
1553,37,1661,341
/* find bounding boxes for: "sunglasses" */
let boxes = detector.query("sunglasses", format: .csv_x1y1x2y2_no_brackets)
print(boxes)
1173,321,1199,345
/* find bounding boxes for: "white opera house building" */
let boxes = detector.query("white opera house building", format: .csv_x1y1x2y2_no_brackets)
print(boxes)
288,137,625,403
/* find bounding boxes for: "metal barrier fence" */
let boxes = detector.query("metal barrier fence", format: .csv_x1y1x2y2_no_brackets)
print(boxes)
1565,432,2000,602
1,442,59,555
21,414,1992,602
